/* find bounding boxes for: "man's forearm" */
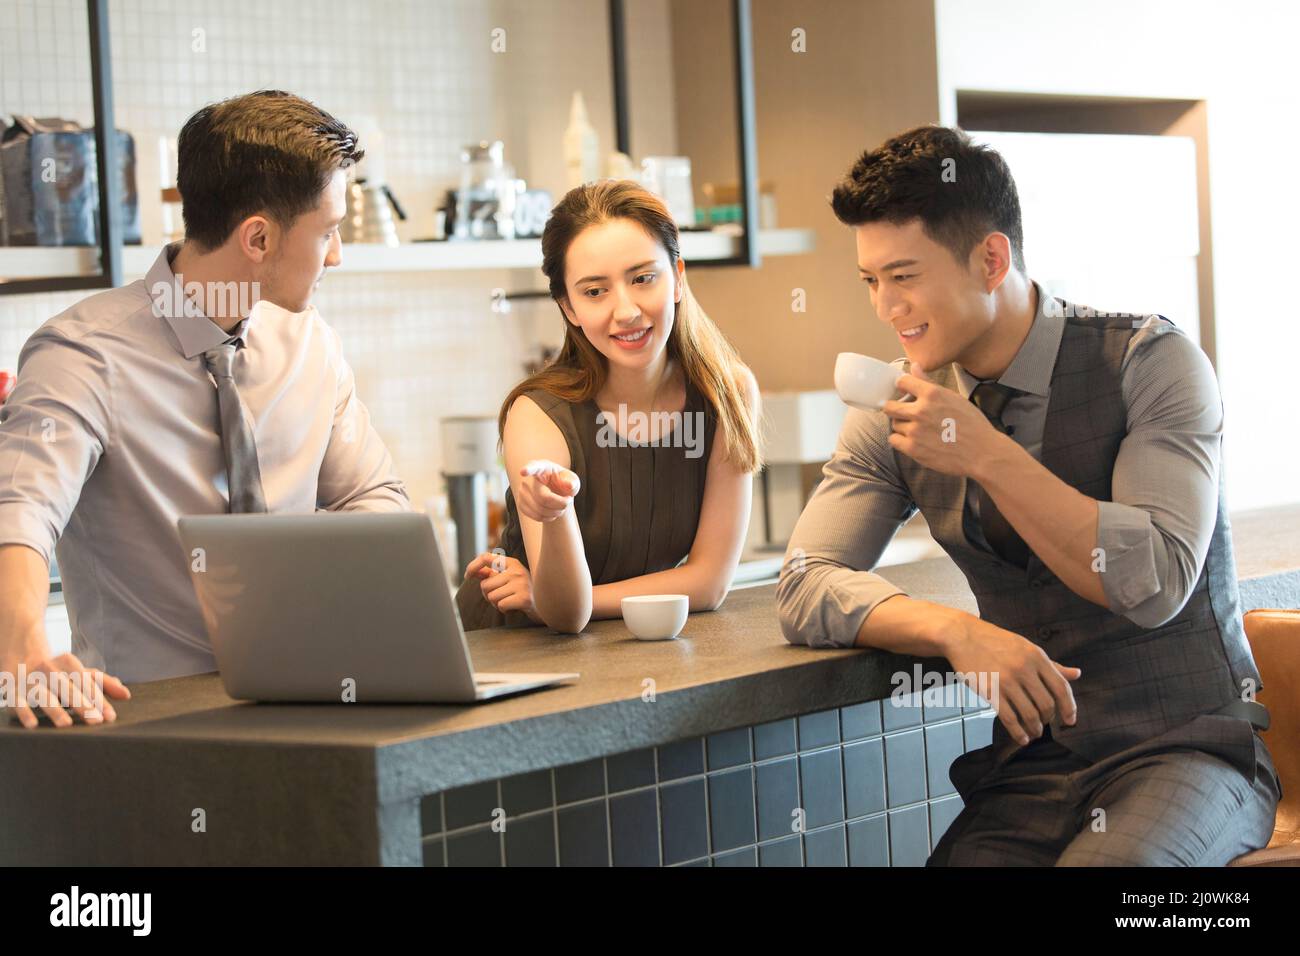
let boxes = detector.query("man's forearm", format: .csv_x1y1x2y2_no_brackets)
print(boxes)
320,413,411,512
973,436,1107,607
0,543,52,648
336,481,410,512
854,593,968,658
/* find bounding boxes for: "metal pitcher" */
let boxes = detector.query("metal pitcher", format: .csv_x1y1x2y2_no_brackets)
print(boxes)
340,178,407,246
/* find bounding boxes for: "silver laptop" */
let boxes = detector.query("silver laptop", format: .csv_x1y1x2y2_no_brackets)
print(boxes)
177,512,578,703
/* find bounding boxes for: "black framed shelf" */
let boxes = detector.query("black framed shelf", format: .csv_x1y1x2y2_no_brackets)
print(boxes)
2,0,778,297
0,0,122,297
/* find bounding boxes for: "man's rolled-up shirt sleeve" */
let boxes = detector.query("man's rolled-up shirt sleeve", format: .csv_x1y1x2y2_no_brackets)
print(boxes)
776,402,917,649
1098,327,1222,629
0,329,112,564
1094,499,1160,611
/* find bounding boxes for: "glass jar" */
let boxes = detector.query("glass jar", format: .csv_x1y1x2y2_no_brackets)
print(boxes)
454,141,517,240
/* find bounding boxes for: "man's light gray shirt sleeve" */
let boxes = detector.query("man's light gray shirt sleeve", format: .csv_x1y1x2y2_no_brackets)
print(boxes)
0,328,112,564
315,324,410,513
776,398,916,649
1097,324,1223,628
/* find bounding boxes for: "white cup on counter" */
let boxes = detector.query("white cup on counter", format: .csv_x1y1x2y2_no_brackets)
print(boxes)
621,594,689,641
834,352,903,411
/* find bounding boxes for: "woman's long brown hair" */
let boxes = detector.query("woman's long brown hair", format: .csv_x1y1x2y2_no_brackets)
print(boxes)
498,179,761,473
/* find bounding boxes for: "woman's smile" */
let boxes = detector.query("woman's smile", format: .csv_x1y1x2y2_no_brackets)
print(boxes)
610,324,653,350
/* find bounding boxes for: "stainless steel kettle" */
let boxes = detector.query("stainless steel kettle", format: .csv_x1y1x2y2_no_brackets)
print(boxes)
340,178,407,246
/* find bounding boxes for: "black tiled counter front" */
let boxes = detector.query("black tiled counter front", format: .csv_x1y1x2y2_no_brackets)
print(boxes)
421,690,989,867
2,505,1296,866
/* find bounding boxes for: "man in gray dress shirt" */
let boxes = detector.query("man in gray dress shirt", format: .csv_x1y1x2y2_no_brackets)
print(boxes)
777,126,1279,865
0,91,409,728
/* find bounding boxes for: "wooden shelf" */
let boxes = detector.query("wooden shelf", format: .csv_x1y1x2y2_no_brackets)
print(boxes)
0,229,815,284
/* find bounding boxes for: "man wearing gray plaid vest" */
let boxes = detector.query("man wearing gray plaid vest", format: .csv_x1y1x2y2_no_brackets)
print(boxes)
776,125,1280,866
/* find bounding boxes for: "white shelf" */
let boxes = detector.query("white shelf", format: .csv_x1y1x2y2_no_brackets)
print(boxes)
0,228,816,283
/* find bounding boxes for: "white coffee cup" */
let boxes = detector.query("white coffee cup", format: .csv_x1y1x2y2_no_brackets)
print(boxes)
621,594,689,641
834,352,903,411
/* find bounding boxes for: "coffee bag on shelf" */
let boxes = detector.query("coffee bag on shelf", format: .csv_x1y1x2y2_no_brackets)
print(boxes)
0,116,140,247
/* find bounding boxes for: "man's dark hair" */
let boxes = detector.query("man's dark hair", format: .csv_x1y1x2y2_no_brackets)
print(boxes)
831,125,1025,273
176,90,363,251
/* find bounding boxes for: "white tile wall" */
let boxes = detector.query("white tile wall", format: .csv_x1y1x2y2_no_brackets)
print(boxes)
0,0,677,509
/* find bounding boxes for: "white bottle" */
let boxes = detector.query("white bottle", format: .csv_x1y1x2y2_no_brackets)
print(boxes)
564,91,600,190
426,494,460,588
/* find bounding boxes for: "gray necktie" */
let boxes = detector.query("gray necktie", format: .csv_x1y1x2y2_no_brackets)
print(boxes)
970,380,1030,567
204,341,267,514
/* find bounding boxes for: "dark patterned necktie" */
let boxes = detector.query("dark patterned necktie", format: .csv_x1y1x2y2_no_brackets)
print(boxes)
204,340,267,514
970,381,1030,567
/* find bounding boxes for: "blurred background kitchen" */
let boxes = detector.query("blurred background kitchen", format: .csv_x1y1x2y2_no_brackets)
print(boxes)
3,0,1298,622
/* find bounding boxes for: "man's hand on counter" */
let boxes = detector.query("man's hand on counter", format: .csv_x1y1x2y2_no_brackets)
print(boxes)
856,595,1080,748
938,610,1081,747
3,646,132,729
1,543,131,729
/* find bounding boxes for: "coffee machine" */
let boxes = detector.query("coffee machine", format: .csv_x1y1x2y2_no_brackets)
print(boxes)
440,416,500,576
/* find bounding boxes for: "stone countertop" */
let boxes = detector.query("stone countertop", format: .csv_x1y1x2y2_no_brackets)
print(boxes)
7,581,943,803
5,504,1298,808
2,504,1296,865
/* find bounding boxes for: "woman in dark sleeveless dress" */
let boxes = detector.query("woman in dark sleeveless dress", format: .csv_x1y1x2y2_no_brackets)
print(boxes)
454,181,762,632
